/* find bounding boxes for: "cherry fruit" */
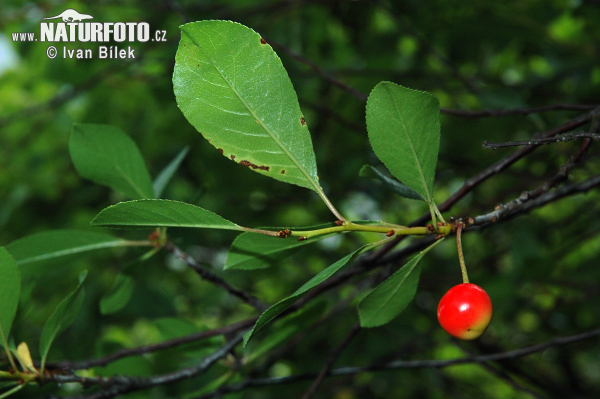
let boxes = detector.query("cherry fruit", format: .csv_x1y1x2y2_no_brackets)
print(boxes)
437,283,492,340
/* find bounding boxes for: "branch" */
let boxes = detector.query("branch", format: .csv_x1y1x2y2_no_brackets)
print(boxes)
46,330,247,399
265,37,368,101
470,175,600,226
432,106,600,220
442,103,598,118
44,318,255,370
483,131,600,149
164,241,267,312
267,33,597,122
301,324,361,399
193,328,600,398
298,173,600,314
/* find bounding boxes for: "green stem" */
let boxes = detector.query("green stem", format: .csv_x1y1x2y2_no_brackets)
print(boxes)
240,227,280,237
433,204,447,224
122,240,155,247
0,371,14,379
0,328,17,374
427,202,438,226
456,222,469,284
291,221,452,240
316,188,346,222
0,384,24,399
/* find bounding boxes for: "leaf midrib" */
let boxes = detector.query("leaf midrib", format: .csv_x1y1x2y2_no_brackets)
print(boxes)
386,86,432,203
362,264,418,325
15,240,127,265
183,28,322,194
78,130,149,199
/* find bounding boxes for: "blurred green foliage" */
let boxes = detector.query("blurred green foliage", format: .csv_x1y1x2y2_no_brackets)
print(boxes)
1,0,599,398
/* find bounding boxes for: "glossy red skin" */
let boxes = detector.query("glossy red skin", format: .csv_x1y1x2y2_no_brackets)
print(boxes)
437,283,492,340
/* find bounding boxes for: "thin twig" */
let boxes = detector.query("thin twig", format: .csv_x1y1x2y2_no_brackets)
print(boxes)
433,106,600,219
442,103,598,118
301,324,361,399
483,131,600,149
455,342,548,399
470,175,600,226
44,318,255,370
299,171,600,311
265,37,368,101
164,241,267,312
192,328,600,398
46,330,247,399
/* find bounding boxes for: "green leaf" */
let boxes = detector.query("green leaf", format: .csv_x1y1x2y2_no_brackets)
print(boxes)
40,271,87,371
0,248,20,349
358,239,444,327
366,82,441,203
91,199,243,231
360,165,425,201
70,124,154,199
245,244,371,345
100,274,135,315
173,20,322,193
5,230,130,268
153,146,189,198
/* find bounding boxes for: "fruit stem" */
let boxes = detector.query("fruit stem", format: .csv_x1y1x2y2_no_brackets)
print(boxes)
456,222,469,284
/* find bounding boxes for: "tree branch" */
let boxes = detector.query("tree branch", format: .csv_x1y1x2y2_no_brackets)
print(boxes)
442,103,598,118
192,328,600,398
301,324,361,399
470,175,600,226
265,37,368,101
483,131,600,149
164,241,267,312
46,330,247,399
44,318,255,370
433,106,600,220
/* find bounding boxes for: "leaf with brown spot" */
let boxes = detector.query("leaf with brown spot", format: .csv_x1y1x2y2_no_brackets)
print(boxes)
173,20,324,194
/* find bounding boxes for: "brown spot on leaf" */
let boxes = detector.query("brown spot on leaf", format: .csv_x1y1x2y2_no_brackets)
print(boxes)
300,116,306,126
230,155,236,161
217,148,224,154
281,169,286,174
239,160,270,171
260,38,267,44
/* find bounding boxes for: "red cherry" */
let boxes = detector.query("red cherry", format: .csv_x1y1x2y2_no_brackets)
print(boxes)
437,283,492,340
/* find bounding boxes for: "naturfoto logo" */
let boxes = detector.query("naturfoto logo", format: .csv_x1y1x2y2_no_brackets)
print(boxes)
11,8,167,60
40,8,150,43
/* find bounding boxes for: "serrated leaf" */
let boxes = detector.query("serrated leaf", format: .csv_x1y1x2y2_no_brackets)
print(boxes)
366,82,440,203
91,199,243,231
70,124,154,199
173,20,322,193
153,146,189,198
0,248,20,349
360,165,425,201
39,271,87,372
358,239,443,327
245,244,371,345
6,230,130,269
100,274,135,315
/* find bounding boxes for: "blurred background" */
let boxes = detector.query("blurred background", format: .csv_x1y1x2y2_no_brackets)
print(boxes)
1,0,599,398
